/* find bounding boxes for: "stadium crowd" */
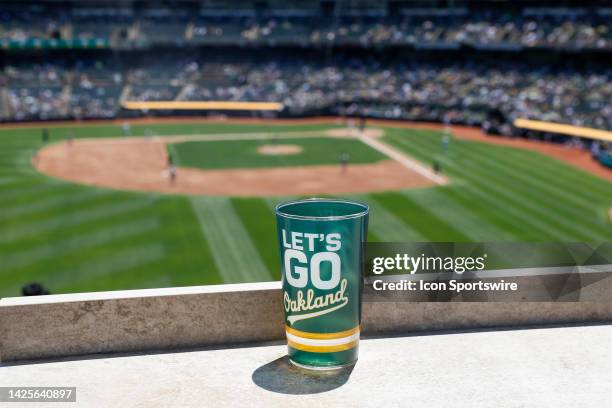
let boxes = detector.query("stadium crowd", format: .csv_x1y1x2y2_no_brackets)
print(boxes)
1,57,610,131
1,9,611,50
1,2,610,131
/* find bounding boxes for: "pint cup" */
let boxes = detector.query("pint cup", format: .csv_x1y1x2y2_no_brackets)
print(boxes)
275,198,369,370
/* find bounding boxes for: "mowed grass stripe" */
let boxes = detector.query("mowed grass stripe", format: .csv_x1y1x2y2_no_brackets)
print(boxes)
0,197,158,244
442,141,612,240
146,197,223,287
0,197,223,296
0,184,85,210
0,177,17,185
436,186,544,241
489,145,612,201
0,145,42,154
0,175,49,189
0,151,33,160
366,229,382,242
385,134,576,240
1,217,160,272
0,194,158,252
1,242,168,296
0,148,38,175
231,198,281,279
51,243,167,293
464,184,571,240
0,182,67,202
135,275,172,290
371,191,471,241
479,140,612,198
0,168,38,177
0,189,112,220
385,132,587,239
0,157,32,167
357,195,426,242
452,140,612,228
60,253,173,294
396,135,582,240
409,128,612,205
0,154,35,161
190,196,270,283
466,143,609,211
0,150,36,157
444,142,607,239
402,188,517,241
0,189,136,234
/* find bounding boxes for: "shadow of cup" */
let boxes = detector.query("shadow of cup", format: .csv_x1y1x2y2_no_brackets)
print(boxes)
252,356,354,395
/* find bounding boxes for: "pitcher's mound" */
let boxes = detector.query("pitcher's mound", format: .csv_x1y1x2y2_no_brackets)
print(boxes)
257,144,303,155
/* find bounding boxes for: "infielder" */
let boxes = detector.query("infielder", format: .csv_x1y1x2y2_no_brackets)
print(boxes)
340,152,350,173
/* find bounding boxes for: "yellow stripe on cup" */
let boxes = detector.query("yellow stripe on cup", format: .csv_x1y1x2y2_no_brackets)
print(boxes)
285,325,360,340
287,339,359,353
285,325,360,353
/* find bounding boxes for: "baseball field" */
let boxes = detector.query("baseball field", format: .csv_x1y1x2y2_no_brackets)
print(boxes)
1,119,611,297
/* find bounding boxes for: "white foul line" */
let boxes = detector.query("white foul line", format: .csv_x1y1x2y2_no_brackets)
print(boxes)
358,134,447,185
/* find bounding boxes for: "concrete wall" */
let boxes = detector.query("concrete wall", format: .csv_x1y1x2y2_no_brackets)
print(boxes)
2,280,612,362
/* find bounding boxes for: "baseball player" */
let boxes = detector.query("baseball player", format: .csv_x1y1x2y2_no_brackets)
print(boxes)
359,115,366,133
340,152,350,173
168,164,177,185
433,160,441,174
442,131,451,153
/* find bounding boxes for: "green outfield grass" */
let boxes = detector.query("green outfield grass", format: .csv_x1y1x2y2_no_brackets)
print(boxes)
169,137,386,169
0,121,610,298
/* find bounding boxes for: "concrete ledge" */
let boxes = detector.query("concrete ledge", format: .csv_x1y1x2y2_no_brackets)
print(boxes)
3,326,611,407
0,283,284,362
2,281,612,362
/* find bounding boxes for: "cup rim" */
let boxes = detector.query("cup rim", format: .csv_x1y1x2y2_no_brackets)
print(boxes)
275,198,369,221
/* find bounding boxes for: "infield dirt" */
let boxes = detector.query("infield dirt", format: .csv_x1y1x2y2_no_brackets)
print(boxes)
34,135,436,196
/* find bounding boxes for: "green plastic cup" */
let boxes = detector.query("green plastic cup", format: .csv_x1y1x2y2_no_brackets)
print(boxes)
275,198,369,370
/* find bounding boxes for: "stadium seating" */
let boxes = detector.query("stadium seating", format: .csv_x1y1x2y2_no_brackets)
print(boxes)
1,57,608,131
0,2,609,133
1,4,611,50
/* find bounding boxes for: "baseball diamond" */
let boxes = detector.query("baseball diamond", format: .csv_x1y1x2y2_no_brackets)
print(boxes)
0,118,611,298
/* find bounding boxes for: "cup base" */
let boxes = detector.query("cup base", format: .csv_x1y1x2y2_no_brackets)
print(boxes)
289,358,356,371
